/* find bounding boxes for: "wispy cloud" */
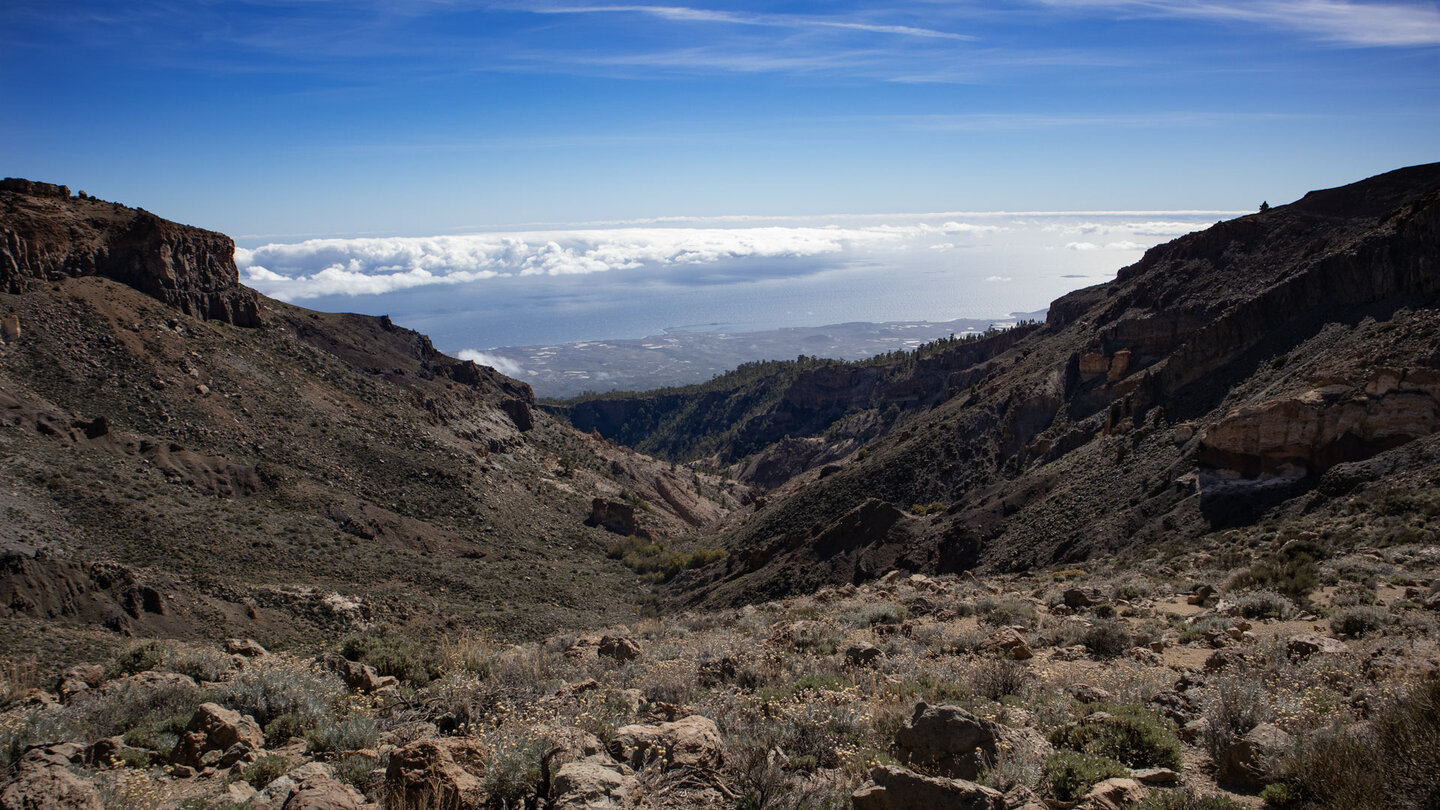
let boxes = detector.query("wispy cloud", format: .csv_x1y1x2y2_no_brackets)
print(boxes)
456,349,525,377
526,5,974,41
1040,0,1440,47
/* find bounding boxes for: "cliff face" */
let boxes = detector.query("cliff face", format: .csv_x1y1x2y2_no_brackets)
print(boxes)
0,178,260,326
674,162,1440,606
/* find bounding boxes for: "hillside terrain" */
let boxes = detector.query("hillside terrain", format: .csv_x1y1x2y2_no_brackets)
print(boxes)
0,168,1438,810
548,164,1440,608
0,178,749,665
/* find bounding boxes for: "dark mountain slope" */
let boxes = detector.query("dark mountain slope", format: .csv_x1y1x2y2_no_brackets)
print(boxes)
670,162,1440,606
0,180,748,661
552,323,1038,488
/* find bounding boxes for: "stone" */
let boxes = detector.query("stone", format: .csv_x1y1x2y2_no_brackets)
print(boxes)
851,765,1005,810
1130,768,1181,786
1287,633,1347,658
609,715,723,771
1218,723,1292,789
170,703,264,768
846,642,884,667
892,702,1049,780
980,627,1033,660
585,498,645,537
83,737,149,768
0,752,103,810
1063,588,1099,608
321,653,396,693
225,638,269,657
551,759,640,810
279,770,365,810
384,737,488,810
1186,585,1216,606
1069,684,1115,705
1078,777,1148,810
0,315,19,343
598,635,642,663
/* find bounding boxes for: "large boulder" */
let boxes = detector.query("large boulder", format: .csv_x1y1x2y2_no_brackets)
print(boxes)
1287,634,1347,659
609,715,723,771
170,702,264,768
551,759,640,810
0,748,103,810
1218,723,1292,789
384,737,488,809
598,635,642,663
892,702,1048,780
1077,777,1148,810
851,765,1004,810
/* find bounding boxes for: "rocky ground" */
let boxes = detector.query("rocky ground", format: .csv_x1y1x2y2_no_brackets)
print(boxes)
3,524,1437,809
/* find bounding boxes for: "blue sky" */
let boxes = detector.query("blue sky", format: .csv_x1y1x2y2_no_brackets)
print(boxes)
4,1,1438,239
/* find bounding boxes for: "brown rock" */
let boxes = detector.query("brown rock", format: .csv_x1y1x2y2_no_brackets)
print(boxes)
1218,723,1291,789
0,751,103,810
609,715,723,771
551,759,640,810
585,498,646,537
384,737,488,810
170,702,264,768
1078,777,1147,810
598,635,642,663
1287,633,1347,658
851,765,1005,810
225,638,269,657
846,642,884,667
892,702,1051,781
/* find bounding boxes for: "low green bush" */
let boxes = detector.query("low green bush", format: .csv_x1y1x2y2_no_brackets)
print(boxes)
1043,750,1127,801
1048,704,1183,770
1137,791,1247,810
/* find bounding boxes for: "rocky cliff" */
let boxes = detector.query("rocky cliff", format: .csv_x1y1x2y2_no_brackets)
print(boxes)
671,162,1440,606
0,178,260,326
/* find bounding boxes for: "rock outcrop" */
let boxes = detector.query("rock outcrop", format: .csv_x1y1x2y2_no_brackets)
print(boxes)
852,765,1005,810
1,178,260,325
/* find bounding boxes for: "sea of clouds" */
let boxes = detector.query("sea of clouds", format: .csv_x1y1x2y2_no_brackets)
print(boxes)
233,212,1236,352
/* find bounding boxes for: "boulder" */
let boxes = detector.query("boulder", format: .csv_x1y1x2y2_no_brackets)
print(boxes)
892,702,1049,780
279,770,366,810
225,638,269,658
0,749,103,810
551,759,640,810
1186,585,1216,606
609,715,723,771
851,765,1004,810
384,737,488,810
1069,684,1115,705
1130,768,1181,786
321,654,397,693
170,702,264,768
1287,634,1347,659
846,642,884,667
83,736,149,768
598,635,642,663
1077,777,1148,810
980,627,1032,660
1217,723,1292,789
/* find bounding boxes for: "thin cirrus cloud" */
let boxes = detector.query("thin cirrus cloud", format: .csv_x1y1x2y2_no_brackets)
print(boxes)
526,5,974,40
1039,0,1440,47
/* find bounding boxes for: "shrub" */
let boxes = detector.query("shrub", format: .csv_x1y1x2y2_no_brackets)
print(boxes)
1043,751,1127,801
1137,791,1247,810
339,630,444,686
1265,680,1440,809
1234,590,1295,620
1082,620,1132,658
109,641,166,677
305,714,378,754
1229,543,1322,599
976,597,1038,629
334,753,378,793
241,754,292,789
213,655,346,731
1048,705,1182,770
969,659,1030,701
1202,673,1272,763
1329,606,1391,638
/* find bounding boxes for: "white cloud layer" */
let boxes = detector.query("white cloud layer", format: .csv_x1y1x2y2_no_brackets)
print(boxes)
234,212,1226,301
235,221,1001,300
456,349,526,377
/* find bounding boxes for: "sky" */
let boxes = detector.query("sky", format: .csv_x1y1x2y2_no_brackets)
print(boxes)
3,1,1439,355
